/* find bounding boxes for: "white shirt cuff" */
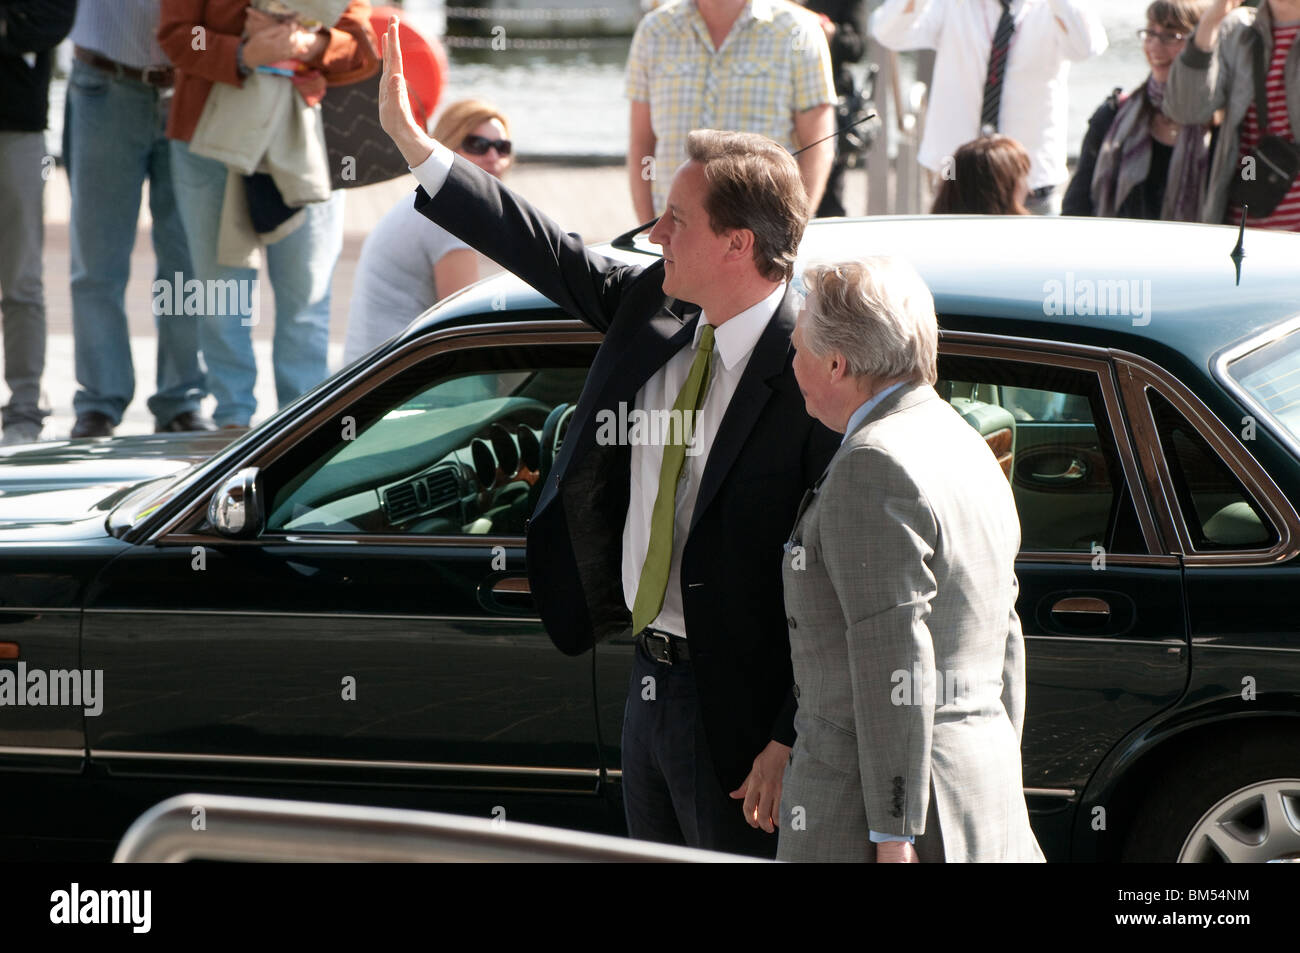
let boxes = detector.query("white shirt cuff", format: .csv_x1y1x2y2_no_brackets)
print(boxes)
409,139,457,195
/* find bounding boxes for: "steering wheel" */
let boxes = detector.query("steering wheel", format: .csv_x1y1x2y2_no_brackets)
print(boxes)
539,402,575,478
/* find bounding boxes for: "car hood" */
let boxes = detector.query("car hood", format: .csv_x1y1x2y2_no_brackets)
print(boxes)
0,432,240,537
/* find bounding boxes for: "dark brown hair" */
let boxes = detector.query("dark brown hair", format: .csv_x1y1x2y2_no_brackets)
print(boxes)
1146,0,1209,35
684,129,808,282
931,135,1032,215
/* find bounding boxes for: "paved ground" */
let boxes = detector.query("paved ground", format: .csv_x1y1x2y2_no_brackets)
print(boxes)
25,160,867,438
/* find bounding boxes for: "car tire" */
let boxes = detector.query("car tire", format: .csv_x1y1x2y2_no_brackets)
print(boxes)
1121,727,1300,862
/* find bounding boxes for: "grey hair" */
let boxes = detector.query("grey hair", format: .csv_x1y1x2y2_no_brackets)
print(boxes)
801,257,938,386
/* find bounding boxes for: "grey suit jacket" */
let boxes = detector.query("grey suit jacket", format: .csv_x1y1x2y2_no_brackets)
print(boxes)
776,382,1045,863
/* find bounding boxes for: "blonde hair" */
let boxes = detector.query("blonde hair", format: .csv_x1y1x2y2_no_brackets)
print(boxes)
431,99,511,153
802,257,938,386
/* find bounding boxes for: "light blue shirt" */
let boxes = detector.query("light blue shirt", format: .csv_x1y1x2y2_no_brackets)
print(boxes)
70,0,169,69
842,381,907,445
842,379,912,846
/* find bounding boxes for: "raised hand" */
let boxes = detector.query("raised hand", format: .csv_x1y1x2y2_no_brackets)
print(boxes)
378,17,434,166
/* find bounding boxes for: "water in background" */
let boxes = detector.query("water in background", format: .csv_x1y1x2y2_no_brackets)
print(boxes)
47,0,1155,162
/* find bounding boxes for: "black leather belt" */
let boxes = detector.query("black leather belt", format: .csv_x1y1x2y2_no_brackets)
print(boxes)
74,46,174,88
636,628,690,665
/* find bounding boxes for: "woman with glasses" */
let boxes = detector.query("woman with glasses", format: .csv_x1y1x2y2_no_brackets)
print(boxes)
343,99,513,363
1063,0,1212,220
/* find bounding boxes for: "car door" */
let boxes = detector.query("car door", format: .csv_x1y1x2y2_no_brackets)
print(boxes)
81,328,610,827
938,338,1190,858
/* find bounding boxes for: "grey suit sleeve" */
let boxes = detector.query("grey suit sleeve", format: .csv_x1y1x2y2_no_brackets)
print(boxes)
1165,23,1233,125
819,446,938,838
1001,574,1027,743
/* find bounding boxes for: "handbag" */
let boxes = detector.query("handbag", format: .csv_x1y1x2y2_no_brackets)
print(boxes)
1228,29,1300,218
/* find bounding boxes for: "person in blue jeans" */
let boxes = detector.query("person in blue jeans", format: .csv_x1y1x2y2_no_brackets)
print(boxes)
0,0,76,446
158,1,378,428
65,0,211,438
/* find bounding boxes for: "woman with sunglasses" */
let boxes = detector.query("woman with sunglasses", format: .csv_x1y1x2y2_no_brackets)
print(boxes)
1063,0,1212,220
343,99,513,363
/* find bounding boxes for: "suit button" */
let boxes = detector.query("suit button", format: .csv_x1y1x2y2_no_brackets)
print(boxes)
787,616,797,629
792,683,800,699
892,808,903,818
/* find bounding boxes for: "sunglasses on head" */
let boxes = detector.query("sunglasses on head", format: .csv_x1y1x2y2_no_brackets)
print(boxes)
461,135,512,157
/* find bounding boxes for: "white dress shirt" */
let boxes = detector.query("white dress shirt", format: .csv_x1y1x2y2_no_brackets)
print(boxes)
621,285,783,639
410,144,783,639
870,0,1107,190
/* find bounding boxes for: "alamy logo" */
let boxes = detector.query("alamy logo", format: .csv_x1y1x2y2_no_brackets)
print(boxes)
50,883,151,933
0,663,103,716
594,402,704,455
152,273,261,327
1042,272,1151,326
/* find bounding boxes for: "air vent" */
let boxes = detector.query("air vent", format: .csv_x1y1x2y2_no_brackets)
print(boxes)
382,465,463,525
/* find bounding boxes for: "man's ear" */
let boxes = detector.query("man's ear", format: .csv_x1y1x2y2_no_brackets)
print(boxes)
725,227,756,262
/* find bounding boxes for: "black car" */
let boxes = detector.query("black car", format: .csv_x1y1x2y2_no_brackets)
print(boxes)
3,215,1300,862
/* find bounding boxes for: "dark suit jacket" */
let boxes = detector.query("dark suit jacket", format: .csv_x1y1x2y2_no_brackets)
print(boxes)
413,156,839,792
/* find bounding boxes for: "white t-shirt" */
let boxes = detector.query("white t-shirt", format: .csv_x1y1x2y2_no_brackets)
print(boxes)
342,196,472,364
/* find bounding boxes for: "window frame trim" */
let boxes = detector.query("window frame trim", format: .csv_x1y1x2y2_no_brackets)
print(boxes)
150,321,602,546
939,332,1166,561
1112,349,1300,566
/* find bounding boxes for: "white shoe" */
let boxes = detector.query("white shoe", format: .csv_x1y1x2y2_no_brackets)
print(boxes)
1,422,43,446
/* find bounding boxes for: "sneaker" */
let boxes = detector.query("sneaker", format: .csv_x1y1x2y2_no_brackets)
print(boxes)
1,421,43,446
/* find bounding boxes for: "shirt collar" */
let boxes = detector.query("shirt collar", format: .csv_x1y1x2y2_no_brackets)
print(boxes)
694,282,785,371
684,0,772,28
842,380,908,445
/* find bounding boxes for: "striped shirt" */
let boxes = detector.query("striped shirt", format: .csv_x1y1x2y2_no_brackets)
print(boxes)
626,0,836,215
1233,22,1300,231
70,0,170,69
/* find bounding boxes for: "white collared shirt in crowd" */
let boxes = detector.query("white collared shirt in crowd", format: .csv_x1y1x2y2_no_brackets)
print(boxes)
410,141,783,640
870,0,1107,191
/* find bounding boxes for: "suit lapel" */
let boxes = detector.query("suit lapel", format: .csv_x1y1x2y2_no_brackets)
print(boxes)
688,287,797,535
600,299,699,407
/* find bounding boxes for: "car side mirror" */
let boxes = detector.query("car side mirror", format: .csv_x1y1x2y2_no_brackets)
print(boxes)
208,467,263,538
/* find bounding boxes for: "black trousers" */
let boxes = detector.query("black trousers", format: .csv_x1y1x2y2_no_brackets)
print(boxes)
620,638,777,859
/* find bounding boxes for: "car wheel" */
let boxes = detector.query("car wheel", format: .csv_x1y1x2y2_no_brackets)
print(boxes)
1122,729,1300,862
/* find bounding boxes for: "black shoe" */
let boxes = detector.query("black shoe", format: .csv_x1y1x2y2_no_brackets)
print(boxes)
70,412,115,439
156,411,217,433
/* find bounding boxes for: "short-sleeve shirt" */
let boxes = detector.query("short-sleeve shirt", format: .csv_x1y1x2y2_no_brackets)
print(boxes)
342,197,472,364
626,0,837,214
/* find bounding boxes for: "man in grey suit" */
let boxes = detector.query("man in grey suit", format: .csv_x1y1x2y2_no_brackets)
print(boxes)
778,257,1044,862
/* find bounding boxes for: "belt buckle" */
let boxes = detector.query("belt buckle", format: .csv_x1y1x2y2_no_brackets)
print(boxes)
140,65,169,87
644,630,673,666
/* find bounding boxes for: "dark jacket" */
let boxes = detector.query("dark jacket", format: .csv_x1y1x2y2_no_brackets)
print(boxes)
1063,87,1172,220
414,157,840,793
0,0,78,132
800,0,867,95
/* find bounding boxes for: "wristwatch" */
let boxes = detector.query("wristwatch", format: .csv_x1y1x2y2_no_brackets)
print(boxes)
235,39,251,77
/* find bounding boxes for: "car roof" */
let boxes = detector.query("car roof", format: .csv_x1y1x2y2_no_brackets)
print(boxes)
407,216,1300,371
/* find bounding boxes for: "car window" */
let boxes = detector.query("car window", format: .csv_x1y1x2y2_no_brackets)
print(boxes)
938,354,1144,555
1223,325,1300,448
261,343,594,537
1147,391,1276,550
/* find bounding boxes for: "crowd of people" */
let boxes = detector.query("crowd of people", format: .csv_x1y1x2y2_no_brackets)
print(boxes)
0,0,1298,450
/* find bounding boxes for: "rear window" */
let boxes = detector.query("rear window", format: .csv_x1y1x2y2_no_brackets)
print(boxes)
1226,328,1300,448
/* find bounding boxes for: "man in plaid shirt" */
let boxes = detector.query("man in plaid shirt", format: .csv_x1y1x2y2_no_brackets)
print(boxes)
626,0,838,222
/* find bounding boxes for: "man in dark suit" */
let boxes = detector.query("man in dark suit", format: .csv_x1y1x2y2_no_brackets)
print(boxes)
378,18,838,857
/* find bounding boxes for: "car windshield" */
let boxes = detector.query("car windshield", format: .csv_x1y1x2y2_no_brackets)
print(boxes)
1226,327,1300,450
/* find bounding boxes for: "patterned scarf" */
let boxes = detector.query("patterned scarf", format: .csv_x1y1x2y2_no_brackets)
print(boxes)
1090,76,1210,222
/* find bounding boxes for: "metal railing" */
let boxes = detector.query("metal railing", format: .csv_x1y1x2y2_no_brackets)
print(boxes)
866,41,933,216
113,794,767,863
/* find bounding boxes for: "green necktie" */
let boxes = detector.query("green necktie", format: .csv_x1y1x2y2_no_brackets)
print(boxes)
631,323,716,633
